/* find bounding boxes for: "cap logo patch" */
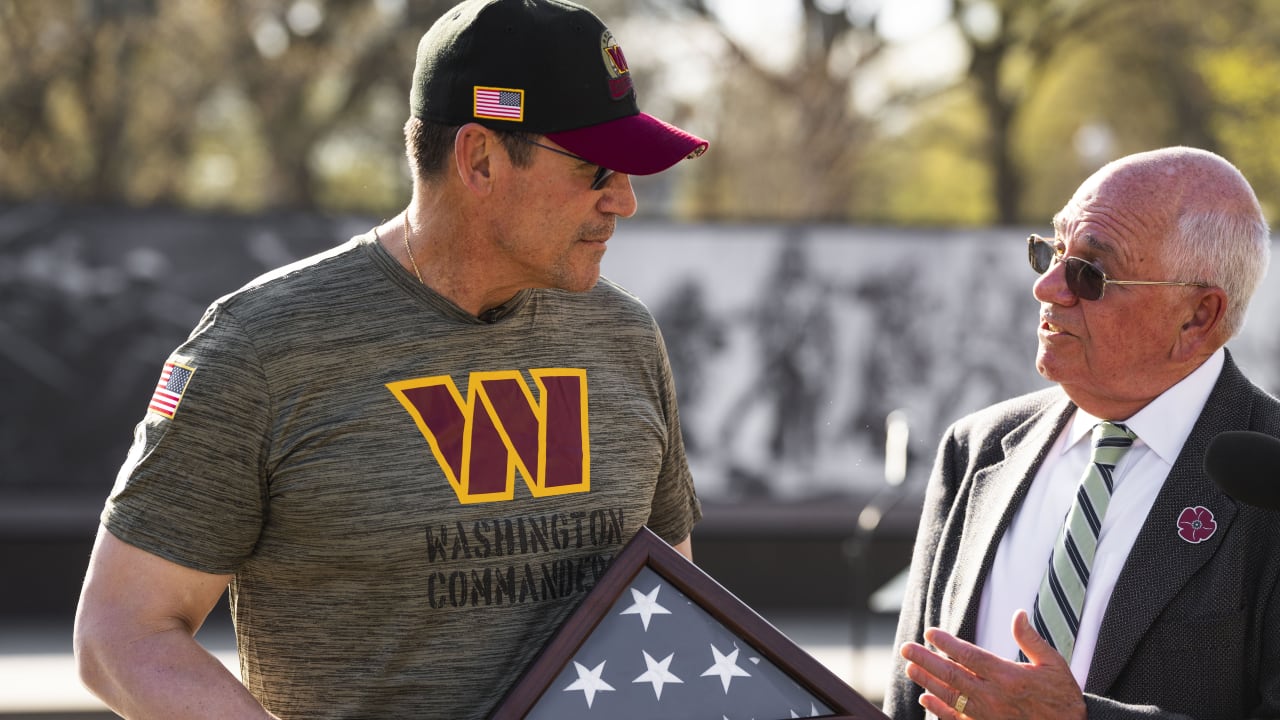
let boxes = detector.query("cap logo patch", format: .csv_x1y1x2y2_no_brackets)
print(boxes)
474,86,524,121
600,30,633,100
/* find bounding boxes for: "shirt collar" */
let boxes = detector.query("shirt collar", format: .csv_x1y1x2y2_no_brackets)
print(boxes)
1065,348,1225,464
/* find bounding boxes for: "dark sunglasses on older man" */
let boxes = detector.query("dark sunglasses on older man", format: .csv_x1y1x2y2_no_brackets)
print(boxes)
1027,234,1210,301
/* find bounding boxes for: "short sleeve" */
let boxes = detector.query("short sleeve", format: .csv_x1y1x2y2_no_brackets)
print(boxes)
103,302,271,575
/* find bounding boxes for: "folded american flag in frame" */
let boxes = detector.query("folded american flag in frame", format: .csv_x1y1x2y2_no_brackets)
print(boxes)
489,526,888,720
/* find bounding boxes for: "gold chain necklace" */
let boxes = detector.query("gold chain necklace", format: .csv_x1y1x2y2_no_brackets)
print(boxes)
401,209,424,285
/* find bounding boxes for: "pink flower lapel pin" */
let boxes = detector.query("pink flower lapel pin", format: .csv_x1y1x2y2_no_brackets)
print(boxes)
1176,506,1217,544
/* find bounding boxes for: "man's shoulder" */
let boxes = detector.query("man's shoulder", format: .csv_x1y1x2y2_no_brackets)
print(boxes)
592,275,648,306
542,276,657,323
237,235,370,296
207,236,373,315
1214,351,1280,432
951,384,1066,438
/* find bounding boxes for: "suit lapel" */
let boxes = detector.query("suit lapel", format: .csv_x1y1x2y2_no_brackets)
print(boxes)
1084,356,1251,693
948,398,1074,640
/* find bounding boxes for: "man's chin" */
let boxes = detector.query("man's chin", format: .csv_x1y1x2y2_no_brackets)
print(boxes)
558,271,601,293
1035,351,1068,385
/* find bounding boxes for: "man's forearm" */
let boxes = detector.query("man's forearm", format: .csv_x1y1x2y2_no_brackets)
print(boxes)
76,626,276,720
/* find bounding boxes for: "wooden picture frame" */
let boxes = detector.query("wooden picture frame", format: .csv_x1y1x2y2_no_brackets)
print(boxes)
490,526,888,719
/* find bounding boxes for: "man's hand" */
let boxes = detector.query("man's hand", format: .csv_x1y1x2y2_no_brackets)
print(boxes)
898,610,1087,720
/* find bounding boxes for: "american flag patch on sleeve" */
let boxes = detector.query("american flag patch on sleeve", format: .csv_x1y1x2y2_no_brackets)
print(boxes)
148,361,196,419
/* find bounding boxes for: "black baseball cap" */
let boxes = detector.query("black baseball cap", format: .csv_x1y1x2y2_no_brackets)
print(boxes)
410,0,708,176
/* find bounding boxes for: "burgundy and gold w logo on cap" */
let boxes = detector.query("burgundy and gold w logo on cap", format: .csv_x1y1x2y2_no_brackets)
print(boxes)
600,29,633,100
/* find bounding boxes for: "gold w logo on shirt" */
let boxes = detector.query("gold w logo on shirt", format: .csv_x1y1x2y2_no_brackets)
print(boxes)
388,369,590,504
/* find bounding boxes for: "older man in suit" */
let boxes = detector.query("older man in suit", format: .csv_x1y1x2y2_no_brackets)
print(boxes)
886,146,1280,720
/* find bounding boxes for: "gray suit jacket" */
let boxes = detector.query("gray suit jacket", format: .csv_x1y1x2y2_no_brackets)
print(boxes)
885,352,1280,719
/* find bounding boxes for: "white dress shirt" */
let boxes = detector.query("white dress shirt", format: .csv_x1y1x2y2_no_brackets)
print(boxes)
974,348,1224,688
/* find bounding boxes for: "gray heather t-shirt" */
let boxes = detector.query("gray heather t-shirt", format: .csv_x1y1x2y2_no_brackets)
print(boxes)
103,233,701,719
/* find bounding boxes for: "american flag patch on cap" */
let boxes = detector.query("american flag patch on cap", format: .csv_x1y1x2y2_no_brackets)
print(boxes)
149,361,195,419
474,86,524,121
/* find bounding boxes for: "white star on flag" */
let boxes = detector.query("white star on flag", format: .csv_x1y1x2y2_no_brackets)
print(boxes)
563,660,615,708
701,643,752,693
632,651,683,699
619,584,671,631
517,565,842,718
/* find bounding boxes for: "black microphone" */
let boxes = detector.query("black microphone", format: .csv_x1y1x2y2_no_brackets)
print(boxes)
1203,430,1280,511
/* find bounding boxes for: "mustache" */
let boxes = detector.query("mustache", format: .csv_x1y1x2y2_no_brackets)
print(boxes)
581,217,617,242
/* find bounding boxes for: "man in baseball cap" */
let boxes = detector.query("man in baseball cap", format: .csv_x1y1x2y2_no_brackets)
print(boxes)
75,1,705,718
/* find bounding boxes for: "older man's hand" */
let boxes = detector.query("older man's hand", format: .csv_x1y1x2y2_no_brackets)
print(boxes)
899,610,1088,720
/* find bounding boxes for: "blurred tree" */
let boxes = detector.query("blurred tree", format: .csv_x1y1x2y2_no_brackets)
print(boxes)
858,0,1278,225
0,1,176,203
1,0,1277,222
1196,0,1280,220
0,1,450,213
877,0,1231,225
946,0,1147,224
851,89,993,226
633,0,1222,223
216,1,441,210
1023,0,1226,213
645,0,886,221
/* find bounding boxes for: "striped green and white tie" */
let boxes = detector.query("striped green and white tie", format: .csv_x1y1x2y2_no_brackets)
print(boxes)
1022,421,1137,664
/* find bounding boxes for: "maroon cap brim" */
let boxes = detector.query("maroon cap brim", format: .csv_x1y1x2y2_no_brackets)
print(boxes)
546,113,708,176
